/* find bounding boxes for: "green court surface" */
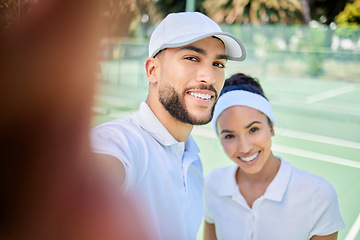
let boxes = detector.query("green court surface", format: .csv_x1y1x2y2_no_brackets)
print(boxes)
94,64,360,239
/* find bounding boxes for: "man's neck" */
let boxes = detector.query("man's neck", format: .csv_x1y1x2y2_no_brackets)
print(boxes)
146,98,193,142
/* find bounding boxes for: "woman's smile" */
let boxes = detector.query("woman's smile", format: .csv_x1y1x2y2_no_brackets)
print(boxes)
238,151,260,163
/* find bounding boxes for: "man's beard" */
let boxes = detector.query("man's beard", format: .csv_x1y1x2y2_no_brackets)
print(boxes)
159,84,217,125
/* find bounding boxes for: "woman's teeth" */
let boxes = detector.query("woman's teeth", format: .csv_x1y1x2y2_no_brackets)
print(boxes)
240,152,259,162
189,92,211,100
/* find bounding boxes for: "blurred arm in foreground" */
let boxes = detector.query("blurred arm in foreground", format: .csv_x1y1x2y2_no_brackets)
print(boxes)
0,0,153,239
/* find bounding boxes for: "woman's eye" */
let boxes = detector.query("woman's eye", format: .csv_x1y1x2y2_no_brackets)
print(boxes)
224,134,234,139
249,127,259,133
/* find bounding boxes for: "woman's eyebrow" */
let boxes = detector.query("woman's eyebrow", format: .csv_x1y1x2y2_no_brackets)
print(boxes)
220,129,233,134
245,121,262,129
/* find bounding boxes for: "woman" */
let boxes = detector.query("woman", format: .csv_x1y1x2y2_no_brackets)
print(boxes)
203,73,345,240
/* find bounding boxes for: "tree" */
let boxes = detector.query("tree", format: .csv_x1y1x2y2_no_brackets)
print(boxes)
1,0,17,30
1,0,39,31
336,0,360,26
309,0,349,24
153,0,207,18
204,0,306,24
334,0,360,39
0,0,139,37
100,0,137,37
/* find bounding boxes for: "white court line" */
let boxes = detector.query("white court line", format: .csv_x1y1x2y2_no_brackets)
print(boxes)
276,127,360,150
272,100,360,118
345,213,360,240
272,144,360,169
193,127,360,150
192,127,360,169
305,86,356,104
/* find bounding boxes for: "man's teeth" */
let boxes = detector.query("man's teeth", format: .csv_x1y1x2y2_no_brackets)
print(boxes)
240,152,259,162
189,92,211,100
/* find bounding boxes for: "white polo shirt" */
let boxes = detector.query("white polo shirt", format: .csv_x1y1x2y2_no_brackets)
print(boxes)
203,158,345,240
91,102,204,240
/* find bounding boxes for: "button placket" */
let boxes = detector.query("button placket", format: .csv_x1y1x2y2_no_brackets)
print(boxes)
249,209,255,239
172,143,186,191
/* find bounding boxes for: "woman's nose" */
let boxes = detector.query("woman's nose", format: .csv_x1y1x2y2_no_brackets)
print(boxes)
237,136,253,154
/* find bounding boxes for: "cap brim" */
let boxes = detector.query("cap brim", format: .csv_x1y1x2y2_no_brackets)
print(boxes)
155,32,246,61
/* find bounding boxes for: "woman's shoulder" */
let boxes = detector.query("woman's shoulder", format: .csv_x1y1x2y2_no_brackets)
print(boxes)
203,164,238,202
277,159,345,237
284,160,336,196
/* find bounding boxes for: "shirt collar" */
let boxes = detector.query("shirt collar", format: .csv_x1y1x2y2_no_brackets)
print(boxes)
185,134,200,155
263,157,291,202
136,102,199,155
217,164,239,196
136,102,178,146
217,157,292,203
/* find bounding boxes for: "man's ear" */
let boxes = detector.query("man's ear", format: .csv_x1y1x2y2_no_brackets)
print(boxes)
145,57,160,84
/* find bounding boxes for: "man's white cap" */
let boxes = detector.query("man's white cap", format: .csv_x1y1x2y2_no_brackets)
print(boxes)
149,12,246,61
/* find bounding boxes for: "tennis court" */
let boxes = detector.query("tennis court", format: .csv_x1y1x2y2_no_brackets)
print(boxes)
94,58,360,239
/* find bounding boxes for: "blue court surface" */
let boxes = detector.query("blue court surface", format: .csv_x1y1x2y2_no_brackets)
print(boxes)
94,62,360,239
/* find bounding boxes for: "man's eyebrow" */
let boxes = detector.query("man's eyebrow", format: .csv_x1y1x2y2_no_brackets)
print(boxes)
179,45,206,55
217,54,228,60
179,45,228,60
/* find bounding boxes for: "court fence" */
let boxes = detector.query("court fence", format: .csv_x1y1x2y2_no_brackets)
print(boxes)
99,23,360,87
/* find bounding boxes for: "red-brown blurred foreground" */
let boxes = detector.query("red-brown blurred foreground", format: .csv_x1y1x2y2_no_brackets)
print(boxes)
0,1,153,239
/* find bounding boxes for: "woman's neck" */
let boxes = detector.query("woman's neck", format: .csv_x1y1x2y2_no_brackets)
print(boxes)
235,153,281,208
237,153,280,185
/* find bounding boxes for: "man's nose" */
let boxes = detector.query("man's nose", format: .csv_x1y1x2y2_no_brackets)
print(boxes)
196,64,216,85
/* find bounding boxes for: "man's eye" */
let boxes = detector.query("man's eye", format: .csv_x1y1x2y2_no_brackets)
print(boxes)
185,57,198,61
213,62,225,68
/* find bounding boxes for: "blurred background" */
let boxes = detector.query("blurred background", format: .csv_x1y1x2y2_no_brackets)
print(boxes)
94,0,360,86
1,0,360,239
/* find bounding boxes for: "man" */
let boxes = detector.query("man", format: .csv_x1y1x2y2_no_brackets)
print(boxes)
91,12,246,240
